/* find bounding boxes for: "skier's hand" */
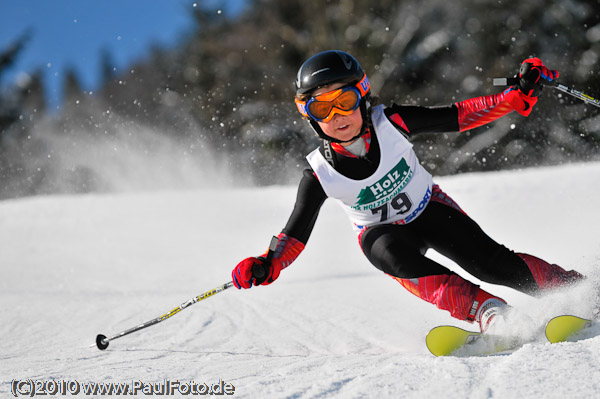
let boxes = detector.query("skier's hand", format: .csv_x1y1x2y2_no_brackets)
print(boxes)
518,57,559,97
504,58,558,116
232,256,281,289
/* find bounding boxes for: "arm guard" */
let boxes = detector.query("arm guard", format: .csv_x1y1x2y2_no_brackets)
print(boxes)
262,233,305,272
456,88,538,132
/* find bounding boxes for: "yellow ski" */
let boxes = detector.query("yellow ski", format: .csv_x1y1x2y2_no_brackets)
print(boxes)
426,325,521,357
545,315,592,344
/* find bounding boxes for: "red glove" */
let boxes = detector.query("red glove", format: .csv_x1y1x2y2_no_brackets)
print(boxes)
518,57,559,97
503,88,537,117
231,233,305,289
232,256,281,289
503,57,558,117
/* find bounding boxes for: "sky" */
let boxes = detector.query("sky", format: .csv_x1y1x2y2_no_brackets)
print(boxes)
0,0,246,110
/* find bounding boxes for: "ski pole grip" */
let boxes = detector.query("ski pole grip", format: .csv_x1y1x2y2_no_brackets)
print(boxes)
493,77,518,86
251,236,279,280
251,263,266,279
493,77,558,88
265,235,278,262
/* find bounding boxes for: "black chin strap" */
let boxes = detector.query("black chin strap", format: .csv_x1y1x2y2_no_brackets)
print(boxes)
321,125,369,168
332,130,366,144
322,140,336,167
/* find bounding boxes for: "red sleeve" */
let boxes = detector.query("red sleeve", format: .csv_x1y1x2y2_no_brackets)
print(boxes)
456,88,538,132
262,233,305,271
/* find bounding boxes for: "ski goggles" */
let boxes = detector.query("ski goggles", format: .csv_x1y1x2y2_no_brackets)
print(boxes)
295,74,370,122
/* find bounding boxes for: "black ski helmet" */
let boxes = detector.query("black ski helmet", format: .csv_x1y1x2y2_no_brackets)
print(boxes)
295,50,372,142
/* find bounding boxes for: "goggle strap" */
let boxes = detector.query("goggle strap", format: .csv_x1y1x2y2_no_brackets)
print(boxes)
356,73,370,97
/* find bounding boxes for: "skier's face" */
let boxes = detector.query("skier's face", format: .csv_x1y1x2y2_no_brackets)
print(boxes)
313,83,364,145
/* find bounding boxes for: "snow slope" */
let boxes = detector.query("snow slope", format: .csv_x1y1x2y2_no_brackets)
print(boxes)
1,162,599,398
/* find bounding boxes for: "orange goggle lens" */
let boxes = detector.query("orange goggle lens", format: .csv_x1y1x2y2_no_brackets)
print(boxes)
306,88,360,122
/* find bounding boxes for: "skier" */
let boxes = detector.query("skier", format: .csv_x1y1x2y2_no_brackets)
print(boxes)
231,50,584,333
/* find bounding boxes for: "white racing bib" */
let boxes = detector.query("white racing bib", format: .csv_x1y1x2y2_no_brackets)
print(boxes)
307,105,433,232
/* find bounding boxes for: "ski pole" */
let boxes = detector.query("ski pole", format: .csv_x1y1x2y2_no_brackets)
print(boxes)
95,281,235,350
94,236,278,350
493,77,600,108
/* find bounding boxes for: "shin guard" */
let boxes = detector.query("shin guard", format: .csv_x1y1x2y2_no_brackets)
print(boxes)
517,253,584,291
392,274,491,321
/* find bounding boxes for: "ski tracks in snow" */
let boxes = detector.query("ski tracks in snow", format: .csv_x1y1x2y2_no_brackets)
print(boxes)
2,163,600,398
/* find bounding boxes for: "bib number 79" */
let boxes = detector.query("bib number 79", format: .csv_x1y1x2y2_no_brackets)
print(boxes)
370,192,412,222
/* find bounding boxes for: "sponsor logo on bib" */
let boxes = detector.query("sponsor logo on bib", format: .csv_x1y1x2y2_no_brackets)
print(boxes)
353,158,412,210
